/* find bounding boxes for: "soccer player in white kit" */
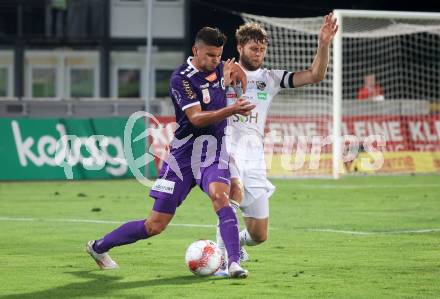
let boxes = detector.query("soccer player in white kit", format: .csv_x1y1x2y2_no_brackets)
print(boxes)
215,13,338,273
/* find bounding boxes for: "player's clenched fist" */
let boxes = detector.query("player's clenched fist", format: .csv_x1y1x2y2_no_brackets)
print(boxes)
229,96,256,117
223,58,247,93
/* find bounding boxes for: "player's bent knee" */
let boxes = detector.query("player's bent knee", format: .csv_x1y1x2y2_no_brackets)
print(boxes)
145,219,168,236
211,194,229,209
249,230,268,244
252,235,268,244
208,188,230,208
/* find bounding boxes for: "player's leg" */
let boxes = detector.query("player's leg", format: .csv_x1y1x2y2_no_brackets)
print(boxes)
229,158,244,207
208,181,240,265
216,177,243,254
198,163,248,278
238,164,275,248
216,158,243,256
91,210,174,253
208,181,248,278
242,216,269,245
87,211,174,269
239,189,271,246
220,190,271,264
87,162,193,269
230,177,244,208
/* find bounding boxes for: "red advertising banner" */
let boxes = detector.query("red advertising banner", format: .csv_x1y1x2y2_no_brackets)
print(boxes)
265,115,440,152
149,114,440,174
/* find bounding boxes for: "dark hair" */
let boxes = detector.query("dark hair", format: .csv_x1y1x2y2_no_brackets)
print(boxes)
236,23,269,46
195,27,227,47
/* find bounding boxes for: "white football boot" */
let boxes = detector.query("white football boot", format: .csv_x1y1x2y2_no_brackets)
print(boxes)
214,220,251,276
213,256,229,277
213,225,229,277
217,226,250,263
228,262,249,279
239,247,250,262
86,240,119,270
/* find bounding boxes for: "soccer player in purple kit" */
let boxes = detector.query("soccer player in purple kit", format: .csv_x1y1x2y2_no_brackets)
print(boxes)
86,27,255,278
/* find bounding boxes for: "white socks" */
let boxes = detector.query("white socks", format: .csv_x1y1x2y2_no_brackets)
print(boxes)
239,229,258,246
229,199,240,212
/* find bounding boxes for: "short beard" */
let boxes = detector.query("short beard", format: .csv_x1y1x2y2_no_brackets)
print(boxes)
239,55,261,71
200,65,214,73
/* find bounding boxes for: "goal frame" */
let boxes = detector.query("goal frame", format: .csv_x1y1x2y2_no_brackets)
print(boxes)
331,9,440,179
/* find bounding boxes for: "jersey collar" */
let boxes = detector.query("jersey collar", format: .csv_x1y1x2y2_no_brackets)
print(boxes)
186,56,199,73
187,56,219,83
237,63,262,77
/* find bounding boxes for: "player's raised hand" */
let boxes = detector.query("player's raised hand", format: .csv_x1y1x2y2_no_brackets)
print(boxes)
223,58,235,85
230,96,256,116
319,13,338,46
223,58,247,93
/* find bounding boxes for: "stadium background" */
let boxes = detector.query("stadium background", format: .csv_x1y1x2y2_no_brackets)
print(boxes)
191,0,440,59
1,0,439,180
1,1,440,298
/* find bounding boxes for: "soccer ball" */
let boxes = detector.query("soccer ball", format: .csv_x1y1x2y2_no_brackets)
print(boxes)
185,240,223,276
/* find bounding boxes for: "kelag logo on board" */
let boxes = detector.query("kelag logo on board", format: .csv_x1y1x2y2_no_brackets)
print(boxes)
7,119,130,179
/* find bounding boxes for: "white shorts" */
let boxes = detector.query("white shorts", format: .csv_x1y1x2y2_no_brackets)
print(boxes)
229,158,275,219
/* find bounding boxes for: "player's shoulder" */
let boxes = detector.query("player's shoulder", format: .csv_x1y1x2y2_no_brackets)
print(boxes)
173,59,199,82
254,68,284,76
171,66,198,86
265,68,287,75
269,69,291,84
256,68,288,82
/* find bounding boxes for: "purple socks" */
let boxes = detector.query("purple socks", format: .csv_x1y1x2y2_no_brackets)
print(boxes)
217,206,240,265
92,208,240,267
93,219,149,254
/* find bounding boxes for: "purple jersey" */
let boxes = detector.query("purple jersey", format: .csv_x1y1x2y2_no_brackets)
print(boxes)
169,57,228,165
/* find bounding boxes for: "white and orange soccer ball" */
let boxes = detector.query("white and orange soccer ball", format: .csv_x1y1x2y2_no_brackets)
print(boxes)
185,240,223,276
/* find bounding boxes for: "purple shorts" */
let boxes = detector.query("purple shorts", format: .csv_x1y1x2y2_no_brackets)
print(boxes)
149,161,230,214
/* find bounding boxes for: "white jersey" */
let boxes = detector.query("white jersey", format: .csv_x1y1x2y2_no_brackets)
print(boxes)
226,67,294,160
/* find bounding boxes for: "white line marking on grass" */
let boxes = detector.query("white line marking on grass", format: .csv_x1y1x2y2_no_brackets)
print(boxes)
0,216,216,228
307,228,440,235
0,216,35,221
306,229,374,235
1,216,439,235
293,184,440,189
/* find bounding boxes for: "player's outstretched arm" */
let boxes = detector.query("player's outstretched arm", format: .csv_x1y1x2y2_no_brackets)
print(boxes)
185,97,255,128
292,13,338,88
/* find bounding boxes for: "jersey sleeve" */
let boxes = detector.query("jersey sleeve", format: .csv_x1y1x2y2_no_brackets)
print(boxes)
270,69,295,89
170,75,200,111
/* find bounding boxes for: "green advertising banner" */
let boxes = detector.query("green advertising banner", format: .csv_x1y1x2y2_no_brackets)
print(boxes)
0,117,155,180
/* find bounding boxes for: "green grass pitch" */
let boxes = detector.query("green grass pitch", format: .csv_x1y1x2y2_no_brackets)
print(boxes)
0,175,439,298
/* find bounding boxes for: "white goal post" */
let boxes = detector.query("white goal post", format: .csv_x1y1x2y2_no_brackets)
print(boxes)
241,9,440,179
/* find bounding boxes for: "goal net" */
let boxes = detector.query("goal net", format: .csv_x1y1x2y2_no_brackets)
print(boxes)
241,10,440,178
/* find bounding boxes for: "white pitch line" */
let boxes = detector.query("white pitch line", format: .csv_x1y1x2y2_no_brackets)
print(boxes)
307,228,440,235
292,184,440,189
0,216,35,222
0,216,216,228
1,216,439,235
306,228,374,235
